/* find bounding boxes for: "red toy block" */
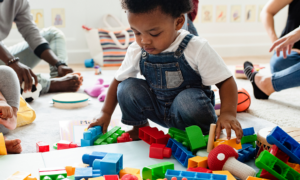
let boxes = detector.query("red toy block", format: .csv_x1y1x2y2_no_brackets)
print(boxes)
36,141,49,152
104,175,119,180
57,140,78,150
187,167,212,173
149,143,172,159
139,126,170,145
117,133,132,143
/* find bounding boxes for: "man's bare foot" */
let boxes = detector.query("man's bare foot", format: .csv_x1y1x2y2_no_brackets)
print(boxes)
5,139,22,154
126,122,149,141
49,74,82,92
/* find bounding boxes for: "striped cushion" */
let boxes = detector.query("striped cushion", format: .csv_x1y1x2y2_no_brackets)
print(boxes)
99,28,135,67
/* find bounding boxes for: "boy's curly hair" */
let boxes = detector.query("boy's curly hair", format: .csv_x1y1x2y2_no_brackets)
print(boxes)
121,0,193,18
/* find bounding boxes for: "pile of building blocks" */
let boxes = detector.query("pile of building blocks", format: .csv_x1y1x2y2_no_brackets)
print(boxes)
142,162,174,180
36,141,50,153
0,132,7,155
237,144,256,163
94,126,125,145
139,126,170,145
241,127,257,148
81,126,103,147
164,169,227,180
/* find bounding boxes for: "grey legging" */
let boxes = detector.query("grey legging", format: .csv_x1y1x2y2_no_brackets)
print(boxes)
0,66,20,134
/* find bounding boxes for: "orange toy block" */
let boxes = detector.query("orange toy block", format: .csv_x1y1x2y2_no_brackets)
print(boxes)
213,138,242,150
65,166,76,176
0,132,7,155
213,171,236,180
287,162,300,173
6,171,37,180
246,177,269,180
89,177,105,180
188,156,208,168
119,167,142,180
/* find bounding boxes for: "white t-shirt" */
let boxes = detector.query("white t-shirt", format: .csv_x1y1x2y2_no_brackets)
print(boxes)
115,29,232,86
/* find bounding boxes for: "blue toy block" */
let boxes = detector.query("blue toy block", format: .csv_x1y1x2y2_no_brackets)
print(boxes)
237,143,256,162
81,126,102,147
92,152,123,175
85,58,94,68
166,138,194,167
74,167,93,180
267,126,300,164
243,127,255,136
83,151,107,167
165,169,227,180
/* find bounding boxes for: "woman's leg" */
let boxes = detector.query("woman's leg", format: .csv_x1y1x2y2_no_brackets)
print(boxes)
270,51,300,73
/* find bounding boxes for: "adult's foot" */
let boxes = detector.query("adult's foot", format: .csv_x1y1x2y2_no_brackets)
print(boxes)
126,122,150,141
5,139,22,154
49,74,82,92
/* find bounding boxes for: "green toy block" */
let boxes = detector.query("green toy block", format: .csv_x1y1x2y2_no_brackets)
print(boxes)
186,125,207,153
204,135,209,144
241,134,257,144
168,127,189,147
251,141,256,148
255,150,300,180
40,173,67,180
94,126,125,145
256,169,262,178
142,162,174,180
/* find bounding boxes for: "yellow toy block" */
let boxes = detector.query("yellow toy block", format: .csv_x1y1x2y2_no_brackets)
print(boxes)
119,167,142,180
213,138,242,150
188,156,208,168
287,162,300,173
213,171,236,180
88,177,105,180
6,171,37,180
246,177,269,180
0,132,7,155
65,166,76,176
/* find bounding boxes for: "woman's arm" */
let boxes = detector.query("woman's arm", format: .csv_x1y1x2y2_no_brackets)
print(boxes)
261,0,292,43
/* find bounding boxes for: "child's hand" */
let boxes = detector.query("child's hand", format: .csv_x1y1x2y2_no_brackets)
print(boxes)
0,101,13,120
215,113,243,144
88,112,111,134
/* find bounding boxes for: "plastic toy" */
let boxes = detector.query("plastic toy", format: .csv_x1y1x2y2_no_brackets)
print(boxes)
119,168,141,179
104,175,119,180
139,126,170,145
84,78,109,102
81,126,103,147
186,125,207,153
74,167,99,180
164,169,227,180
166,138,194,167
65,166,76,176
121,174,138,180
237,144,256,162
39,167,67,180
93,153,123,175
287,162,300,173
246,177,268,180
6,171,37,180
207,124,216,153
56,140,78,150
149,143,172,159
142,162,174,180
168,127,189,146
94,126,125,145
213,138,242,150
266,126,300,164
241,134,257,144
187,167,212,173
187,156,208,169
83,151,108,166
94,65,102,75
0,132,7,155
212,171,236,180
237,88,251,112
36,141,49,153
208,144,256,180
255,150,300,180
243,127,255,136
117,133,132,143
85,58,94,68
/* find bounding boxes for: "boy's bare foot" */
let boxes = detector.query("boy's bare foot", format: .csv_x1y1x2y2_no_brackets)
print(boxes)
5,139,22,154
126,122,149,141
49,74,82,92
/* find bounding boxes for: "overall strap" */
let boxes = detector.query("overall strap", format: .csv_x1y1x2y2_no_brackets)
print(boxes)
174,34,194,58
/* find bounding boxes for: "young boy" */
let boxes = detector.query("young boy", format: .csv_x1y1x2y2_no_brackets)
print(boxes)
89,0,243,143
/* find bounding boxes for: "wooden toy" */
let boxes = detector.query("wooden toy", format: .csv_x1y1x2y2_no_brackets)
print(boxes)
149,143,172,159
207,124,216,153
212,171,236,180
52,93,89,109
237,88,251,112
187,156,208,169
6,171,37,180
36,141,49,153
213,138,242,150
0,132,7,155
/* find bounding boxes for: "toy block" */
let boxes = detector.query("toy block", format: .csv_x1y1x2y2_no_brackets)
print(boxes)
142,162,174,180
149,143,172,159
6,171,37,180
121,174,139,180
287,162,300,173
246,177,269,180
39,167,67,180
36,141,49,153
237,144,256,162
168,127,189,147
255,150,300,180
213,138,242,150
243,127,255,136
165,169,227,180
213,171,236,180
166,138,194,167
93,152,123,175
241,134,257,144
187,156,208,168
88,177,105,180
187,167,212,173
119,168,140,178
66,166,76,176
185,125,207,153
74,167,99,180
139,126,170,145
266,126,300,164
57,140,78,150
0,132,7,155
94,126,125,145
104,175,119,180
117,133,132,143
81,126,102,147
83,151,107,167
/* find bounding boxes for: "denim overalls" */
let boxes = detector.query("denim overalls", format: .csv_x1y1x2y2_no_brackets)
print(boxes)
117,34,217,134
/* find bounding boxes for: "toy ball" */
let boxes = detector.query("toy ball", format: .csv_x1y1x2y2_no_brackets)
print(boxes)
21,78,42,102
237,88,251,112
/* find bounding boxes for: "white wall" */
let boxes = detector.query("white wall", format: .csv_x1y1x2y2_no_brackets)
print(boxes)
4,0,288,64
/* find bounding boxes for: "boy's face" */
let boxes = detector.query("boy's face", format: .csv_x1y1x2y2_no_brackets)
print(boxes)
128,8,184,55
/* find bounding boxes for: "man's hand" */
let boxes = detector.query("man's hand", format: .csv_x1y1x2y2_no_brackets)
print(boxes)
58,66,74,77
9,61,38,92
215,113,243,144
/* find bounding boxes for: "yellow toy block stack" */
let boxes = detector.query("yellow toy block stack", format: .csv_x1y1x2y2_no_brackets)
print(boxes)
0,132,7,155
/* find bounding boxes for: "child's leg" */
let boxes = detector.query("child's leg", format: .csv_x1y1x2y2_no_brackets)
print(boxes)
169,88,217,135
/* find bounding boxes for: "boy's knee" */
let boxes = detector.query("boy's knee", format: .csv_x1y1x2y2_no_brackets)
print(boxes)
117,78,144,101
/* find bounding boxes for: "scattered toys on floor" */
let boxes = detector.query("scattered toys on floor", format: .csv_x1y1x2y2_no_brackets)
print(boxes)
237,88,251,112
36,141,50,153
